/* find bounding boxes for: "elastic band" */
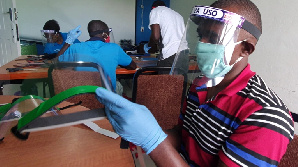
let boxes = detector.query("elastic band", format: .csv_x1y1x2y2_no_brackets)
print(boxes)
89,28,112,37
242,20,261,40
0,95,45,121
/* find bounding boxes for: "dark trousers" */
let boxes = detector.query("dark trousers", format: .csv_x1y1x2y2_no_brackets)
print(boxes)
156,53,176,74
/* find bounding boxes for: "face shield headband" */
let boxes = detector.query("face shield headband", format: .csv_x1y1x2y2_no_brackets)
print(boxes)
190,6,261,41
89,28,112,37
89,28,113,43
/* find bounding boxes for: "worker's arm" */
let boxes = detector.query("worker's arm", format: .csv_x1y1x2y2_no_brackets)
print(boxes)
56,43,70,57
148,24,160,47
95,88,229,167
124,60,137,70
56,25,82,58
150,131,228,167
165,125,182,151
95,88,187,166
144,24,160,53
149,138,189,167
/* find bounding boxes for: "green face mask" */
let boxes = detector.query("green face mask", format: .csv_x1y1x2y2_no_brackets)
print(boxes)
196,42,243,79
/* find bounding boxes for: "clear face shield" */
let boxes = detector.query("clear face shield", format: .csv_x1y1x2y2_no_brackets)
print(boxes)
107,28,115,43
171,6,261,87
40,30,57,43
0,96,59,139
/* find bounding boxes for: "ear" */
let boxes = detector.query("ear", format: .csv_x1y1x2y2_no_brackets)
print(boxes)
102,33,109,39
241,41,255,57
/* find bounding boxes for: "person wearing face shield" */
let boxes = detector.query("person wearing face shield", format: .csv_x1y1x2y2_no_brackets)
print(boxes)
95,0,294,166
41,20,81,58
58,20,136,93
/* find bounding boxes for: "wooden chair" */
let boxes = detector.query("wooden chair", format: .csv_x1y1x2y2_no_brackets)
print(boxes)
48,62,107,109
132,67,187,130
278,134,298,167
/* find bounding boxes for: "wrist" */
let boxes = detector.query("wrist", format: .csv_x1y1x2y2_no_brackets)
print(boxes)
149,137,189,167
65,37,74,44
142,129,167,154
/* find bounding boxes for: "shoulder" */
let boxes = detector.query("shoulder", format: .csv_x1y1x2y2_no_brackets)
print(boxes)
104,42,121,47
150,6,170,15
101,42,124,51
238,75,288,109
239,75,294,139
60,32,68,39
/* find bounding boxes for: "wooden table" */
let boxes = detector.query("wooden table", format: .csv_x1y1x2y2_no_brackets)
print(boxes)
0,55,139,95
0,95,134,167
0,55,50,81
0,55,155,79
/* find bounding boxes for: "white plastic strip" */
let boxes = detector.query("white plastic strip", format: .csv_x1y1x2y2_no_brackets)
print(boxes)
83,121,119,139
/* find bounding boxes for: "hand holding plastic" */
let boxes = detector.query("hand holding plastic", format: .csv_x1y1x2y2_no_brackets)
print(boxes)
95,87,167,154
65,25,82,44
143,43,151,53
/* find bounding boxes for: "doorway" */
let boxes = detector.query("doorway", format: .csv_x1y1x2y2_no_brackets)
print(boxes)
0,0,20,67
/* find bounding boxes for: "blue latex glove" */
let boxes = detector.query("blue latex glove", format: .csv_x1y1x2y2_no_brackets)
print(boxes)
95,87,167,154
143,43,151,53
65,25,82,44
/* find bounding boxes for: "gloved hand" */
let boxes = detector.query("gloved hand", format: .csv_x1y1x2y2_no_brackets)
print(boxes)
95,87,167,154
65,25,82,44
143,43,151,53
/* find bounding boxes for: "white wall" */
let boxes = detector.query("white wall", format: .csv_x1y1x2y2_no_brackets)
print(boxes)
170,0,213,24
15,0,136,44
171,0,298,114
250,0,298,115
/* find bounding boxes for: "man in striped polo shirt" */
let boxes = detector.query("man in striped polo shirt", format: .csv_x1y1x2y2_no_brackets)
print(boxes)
174,0,294,166
95,0,294,166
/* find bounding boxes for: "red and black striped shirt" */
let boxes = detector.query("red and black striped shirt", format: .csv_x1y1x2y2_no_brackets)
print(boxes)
179,64,294,167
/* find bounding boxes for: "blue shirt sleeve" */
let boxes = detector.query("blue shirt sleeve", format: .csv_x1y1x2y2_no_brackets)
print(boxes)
58,45,74,62
117,47,133,67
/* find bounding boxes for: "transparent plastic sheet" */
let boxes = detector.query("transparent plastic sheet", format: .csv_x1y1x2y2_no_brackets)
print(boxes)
108,28,115,44
53,54,113,92
0,96,59,139
40,29,56,44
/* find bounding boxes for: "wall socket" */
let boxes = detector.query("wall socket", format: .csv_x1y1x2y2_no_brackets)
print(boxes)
141,26,144,32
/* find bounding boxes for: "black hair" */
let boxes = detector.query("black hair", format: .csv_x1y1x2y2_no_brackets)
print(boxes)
211,0,262,33
152,0,166,8
88,20,109,37
43,19,60,33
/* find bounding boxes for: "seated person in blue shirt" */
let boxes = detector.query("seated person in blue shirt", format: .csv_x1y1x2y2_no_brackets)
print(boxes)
42,19,81,59
58,20,137,92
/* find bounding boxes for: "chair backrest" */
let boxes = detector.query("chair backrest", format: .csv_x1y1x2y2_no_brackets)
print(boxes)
278,134,298,167
132,67,187,130
48,62,105,109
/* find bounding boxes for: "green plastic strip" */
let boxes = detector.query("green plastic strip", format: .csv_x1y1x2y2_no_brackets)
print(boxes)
0,95,45,121
17,85,100,131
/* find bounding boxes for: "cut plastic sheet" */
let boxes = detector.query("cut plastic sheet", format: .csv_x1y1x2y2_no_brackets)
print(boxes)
0,95,58,139
0,85,117,140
